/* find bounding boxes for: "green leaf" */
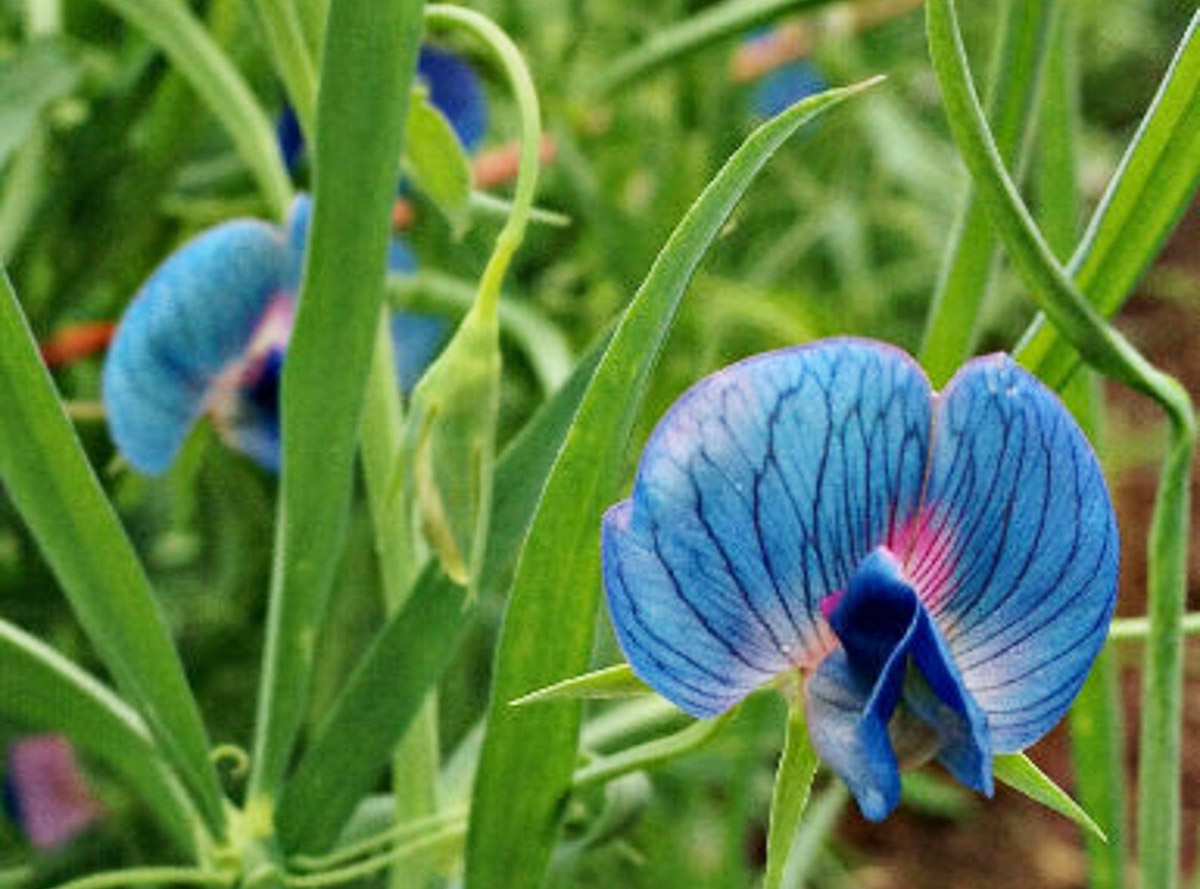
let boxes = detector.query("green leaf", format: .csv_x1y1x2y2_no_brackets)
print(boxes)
0,619,199,852
764,699,820,889
275,565,470,854
0,40,80,170
404,89,474,232
246,0,423,804
590,0,832,97
95,0,292,218
463,80,880,889
919,0,1058,386
1015,11,1200,382
402,303,500,591
994,754,1105,842
1069,650,1127,889
510,664,651,706
0,270,225,835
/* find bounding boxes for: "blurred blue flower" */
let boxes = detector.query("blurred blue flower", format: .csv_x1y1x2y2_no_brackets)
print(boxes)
601,339,1118,821
277,43,488,175
103,195,441,474
750,61,826,119
3,735,100,850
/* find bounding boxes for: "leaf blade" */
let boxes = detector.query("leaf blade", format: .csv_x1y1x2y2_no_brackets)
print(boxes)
463,80,880,889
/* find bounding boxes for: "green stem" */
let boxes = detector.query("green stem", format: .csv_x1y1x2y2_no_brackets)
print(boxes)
289,808,466,871
572,710,735,791
95,0,292,218
45,868,233,889
1108,612,1200,642
425,4,542,320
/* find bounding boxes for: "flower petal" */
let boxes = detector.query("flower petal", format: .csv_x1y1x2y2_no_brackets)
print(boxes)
807,548,990,820
904,354,1119,751
103,220,286,473
602,339,934,717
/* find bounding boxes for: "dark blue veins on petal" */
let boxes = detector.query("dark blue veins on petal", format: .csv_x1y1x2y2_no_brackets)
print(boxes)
910,355,1119,752
601,339,934,718
102,221,286,473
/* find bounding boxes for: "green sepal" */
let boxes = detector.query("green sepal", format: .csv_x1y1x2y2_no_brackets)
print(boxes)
509,664,652,706
401,301,500,593
403,86,473,234
993,753,1106,842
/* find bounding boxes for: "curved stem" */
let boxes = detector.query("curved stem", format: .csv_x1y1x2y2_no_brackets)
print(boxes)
425,4,542,319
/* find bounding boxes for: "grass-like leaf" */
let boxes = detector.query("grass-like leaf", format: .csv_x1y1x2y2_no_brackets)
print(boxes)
590,0,831,97
0,271,225,835
994,753,1105,842
275,565,469,854
96,0,292,218
1015,10,1200,383
919,0,1058,385
246,0,423,804
463,79,881,889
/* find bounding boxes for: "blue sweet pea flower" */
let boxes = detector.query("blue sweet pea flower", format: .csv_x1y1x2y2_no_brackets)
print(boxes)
601,338,1118,821
277,44,487,176
103,195,441,474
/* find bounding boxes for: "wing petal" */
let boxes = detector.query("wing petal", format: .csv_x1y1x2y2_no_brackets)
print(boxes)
905,354,1119,751
602,339,933,716
102,220,285,473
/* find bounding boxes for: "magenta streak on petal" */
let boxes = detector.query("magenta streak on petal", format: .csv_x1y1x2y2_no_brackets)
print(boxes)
889,506,962,615
7,735,101,850
206,294,295,439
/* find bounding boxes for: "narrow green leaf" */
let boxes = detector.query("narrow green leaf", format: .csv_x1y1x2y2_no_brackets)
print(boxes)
1015,10,1200,381
510,664,651,706
464,80,879,889
481,328,609,594
0,271,224,835
0,40,80,170
247,0,423,805
590,0,831,97
994,754,1105,842
404,90,474,232
246,0,319,140
919,0,1058,385
0,619,199,851
95,0,292,218
1069,650,1127,889
275,565,470,854
1034,0,1080,261
764,700,820,889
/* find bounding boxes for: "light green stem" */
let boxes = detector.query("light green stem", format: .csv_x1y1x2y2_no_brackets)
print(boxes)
425,4,542,320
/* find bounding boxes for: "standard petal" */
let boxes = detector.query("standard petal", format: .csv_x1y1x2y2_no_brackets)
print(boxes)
602,339,934,717
905,354,1119,751
418,45,488,152
103,220,286,473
